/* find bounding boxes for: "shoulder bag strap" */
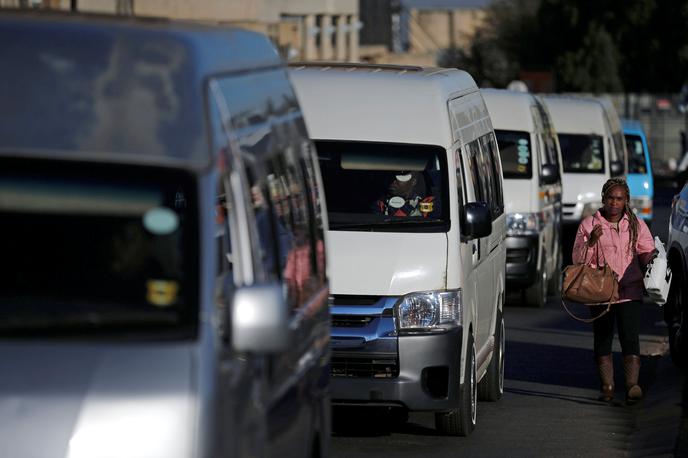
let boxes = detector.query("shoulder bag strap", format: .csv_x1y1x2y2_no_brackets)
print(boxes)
561,297,612,323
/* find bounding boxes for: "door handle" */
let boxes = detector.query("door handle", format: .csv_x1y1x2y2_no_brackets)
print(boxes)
472,243,477,254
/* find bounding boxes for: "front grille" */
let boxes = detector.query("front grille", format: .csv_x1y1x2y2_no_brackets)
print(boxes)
332,315,374,328
331,353,399,378
563,203,577,216
506,248,529,263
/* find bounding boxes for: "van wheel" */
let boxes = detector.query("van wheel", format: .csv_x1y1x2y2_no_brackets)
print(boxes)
525,267,547,308
435,333,476,436
478,311,505,401
547,250,563,295
666,259,687,368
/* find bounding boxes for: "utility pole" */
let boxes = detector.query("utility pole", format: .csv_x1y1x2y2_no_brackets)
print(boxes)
70,0,77,12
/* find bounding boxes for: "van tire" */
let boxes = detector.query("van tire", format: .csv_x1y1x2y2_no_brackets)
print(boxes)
525,267,547,308
478,311,504,401
435,333,476,436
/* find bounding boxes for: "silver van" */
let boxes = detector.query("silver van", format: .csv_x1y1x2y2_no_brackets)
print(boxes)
0,12,330,458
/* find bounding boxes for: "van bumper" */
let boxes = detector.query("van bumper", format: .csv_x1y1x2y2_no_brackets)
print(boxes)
505,235,539,287
331,326,463,411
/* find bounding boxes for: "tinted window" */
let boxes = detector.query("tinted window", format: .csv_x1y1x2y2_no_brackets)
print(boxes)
483,134,504,217
0,159,198,338
558,134,605,173
495,130,532,178
624,134,648,174
316,141,448,232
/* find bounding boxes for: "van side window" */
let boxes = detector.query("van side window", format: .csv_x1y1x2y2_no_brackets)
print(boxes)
464,141,483,202
483,134,504,217
264,151,316,309
298,141,327,280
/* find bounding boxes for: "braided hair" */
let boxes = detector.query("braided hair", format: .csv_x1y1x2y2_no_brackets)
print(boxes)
601,177,639,253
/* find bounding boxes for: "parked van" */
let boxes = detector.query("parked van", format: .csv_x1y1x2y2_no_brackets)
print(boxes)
290,63,506,436
482,89,563,307
622,119,654,226
542,96,626,225
0,12,330,458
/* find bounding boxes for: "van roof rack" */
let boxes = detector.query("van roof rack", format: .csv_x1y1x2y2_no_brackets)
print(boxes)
289,62,425,73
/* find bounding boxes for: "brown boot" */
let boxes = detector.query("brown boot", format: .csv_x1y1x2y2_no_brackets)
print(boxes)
623,354,643,402
596,355,614,402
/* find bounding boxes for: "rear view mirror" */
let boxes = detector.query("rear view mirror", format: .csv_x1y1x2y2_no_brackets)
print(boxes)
541,164,560,185
462,202,492,239
231,283,290,354
610,160,624,177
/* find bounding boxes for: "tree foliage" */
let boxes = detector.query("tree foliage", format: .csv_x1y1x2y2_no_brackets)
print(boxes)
440,0,688,92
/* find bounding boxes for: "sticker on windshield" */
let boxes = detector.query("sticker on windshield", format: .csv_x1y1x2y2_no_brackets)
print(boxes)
146,279,179,307
143,207,179,235
517,138,529,173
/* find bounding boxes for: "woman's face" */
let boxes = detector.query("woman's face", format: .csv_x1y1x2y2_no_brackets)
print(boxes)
603,185,627,218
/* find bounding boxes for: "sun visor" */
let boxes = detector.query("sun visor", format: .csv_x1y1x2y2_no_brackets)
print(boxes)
340,152,427,171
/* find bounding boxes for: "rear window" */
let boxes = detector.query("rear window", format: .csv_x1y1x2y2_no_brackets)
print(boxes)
624,134,648,174
558,133,605,174
0,159,198,339
495,130,532,179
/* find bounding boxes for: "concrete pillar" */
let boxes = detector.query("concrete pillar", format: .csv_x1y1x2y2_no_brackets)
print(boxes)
347,14,359,62
320,14,333,60
304,14,317,61
335,15,347,61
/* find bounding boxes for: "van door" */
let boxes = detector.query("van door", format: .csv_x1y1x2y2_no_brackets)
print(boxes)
211,70,330,458
207,89,268,458
461,140,494,353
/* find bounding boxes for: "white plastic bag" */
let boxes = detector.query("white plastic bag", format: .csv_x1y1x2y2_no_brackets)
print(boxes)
644,236,672,305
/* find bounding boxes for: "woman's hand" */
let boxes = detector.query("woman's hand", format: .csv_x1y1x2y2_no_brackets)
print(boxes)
588,225,603,246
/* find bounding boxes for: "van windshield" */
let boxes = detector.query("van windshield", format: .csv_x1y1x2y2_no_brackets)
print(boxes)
315,141,448,232
624,134,648,174
495,130,532,179
558,134,605,174
0,159,198,339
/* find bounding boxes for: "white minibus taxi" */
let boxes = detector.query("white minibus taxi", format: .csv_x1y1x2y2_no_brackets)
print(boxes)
482,89,563,307
542,96,625,260
290,63,506,436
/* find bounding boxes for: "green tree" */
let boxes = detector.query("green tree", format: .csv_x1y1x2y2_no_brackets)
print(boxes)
457,0,688,92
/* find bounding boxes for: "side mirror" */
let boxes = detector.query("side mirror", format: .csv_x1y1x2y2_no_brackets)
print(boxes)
541,164,560,185
462,202,492,239
610,160,624,177
231,283,290,354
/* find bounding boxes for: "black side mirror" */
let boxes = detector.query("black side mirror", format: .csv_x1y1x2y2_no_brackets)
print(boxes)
610,160,624,177
462,202,492,239
541,164,560,185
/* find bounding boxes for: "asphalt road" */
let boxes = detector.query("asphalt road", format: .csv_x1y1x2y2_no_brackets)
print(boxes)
330,187,684,458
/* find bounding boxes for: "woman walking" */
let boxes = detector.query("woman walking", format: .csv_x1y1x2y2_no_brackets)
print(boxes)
572,178,656,403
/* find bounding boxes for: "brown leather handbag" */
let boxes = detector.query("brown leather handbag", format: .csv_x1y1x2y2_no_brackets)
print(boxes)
561,242,619,323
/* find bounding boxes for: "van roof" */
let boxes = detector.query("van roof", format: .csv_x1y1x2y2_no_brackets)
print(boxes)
541,95,608,136
289,63,479,146
481,88,537,132
621,118,646,136
0,10,282,167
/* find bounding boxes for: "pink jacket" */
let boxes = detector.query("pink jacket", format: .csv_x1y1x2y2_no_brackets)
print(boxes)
572,210,655,302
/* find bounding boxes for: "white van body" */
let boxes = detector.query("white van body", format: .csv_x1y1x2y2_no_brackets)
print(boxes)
290,63,506,436
482,89,563,307
542,95,625,224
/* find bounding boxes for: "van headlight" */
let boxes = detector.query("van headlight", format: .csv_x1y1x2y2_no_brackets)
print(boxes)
506,212,543,236
396,290,462,331
630,196,653,217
